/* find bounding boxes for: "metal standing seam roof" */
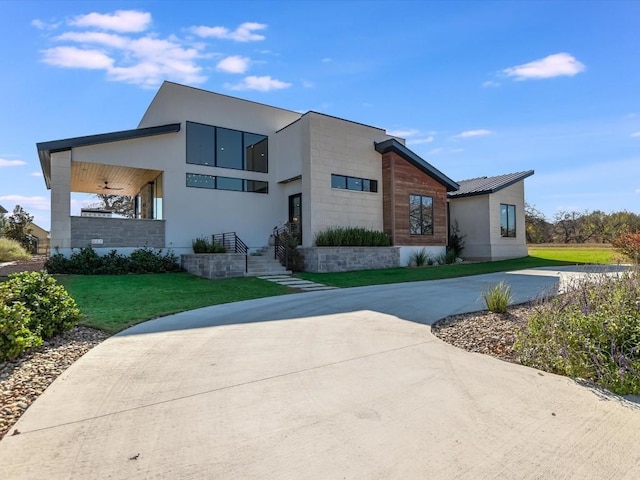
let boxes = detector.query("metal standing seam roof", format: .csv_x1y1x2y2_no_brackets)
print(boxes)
36,123,182,189
447,170,535,198
374,138,460,191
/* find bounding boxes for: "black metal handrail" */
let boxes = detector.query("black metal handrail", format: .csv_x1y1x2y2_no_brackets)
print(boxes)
273,223,298,267
212,232,248,272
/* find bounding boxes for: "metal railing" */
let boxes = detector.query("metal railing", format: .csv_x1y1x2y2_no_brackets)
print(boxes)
212,232,248,272
273,223,299,268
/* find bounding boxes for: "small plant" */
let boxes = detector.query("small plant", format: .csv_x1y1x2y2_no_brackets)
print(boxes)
408,248,429,267
0,237,31,262
0,301,41,361
315,227,391,247
612,230,640,264
447,220,465,258
192,237,226,253
481,280,512,313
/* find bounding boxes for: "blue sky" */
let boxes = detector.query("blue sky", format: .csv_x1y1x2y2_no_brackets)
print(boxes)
1,0,639,230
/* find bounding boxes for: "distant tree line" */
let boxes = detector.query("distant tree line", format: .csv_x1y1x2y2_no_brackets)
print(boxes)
525,203,640,244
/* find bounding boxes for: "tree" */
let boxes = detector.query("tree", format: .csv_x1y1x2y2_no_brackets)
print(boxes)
524,203,552,243
0,210,7,234
87,194,136,218
612,230,640,264
4,205,34,251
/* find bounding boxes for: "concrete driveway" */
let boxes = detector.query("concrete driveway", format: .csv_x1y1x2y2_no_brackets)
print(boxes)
1,266,639,479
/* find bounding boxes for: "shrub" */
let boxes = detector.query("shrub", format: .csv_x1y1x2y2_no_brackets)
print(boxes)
447,220,465,258
408,248,429,267
0,301,41,361
515,269,640,395
0,237,31,262
481,281,512,313
45,246,182,275
612,230,640,264
1,271,81,339
192,237,226,253
315,227,391,247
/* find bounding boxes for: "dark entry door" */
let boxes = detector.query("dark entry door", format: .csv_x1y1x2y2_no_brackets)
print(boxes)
288,193,302,244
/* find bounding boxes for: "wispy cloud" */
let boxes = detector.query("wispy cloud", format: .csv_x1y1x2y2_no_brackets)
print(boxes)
454,129,492,138
387,128,420,138
482,80,500,88
42,46,114,69
630,131,640,138
407,136,434,145
216,55,250,74
0,195,50,210
225,75,292,92
69,10,151,33
503,53,585,80
321,57,332,63
0,158,28,168
190,22,267,42
31,171,44,177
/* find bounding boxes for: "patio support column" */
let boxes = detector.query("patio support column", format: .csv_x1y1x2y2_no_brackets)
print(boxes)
50,150,72,254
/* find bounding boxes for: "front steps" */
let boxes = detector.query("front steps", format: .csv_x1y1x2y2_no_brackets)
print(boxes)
246,246,291,276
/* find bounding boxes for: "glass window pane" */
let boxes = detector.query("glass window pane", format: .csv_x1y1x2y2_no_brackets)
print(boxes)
186,122,215,166
216,127,243,169
409,195,421,234
421,196,433,234
186,173,215,189
246,180,269,194
245,133,268,173
331,174,347,189
501,204,509,237
347,177,362,191
216,176,244,191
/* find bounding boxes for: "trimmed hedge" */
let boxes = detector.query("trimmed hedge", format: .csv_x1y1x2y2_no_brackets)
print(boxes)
315,227,391,247
0,271,81,360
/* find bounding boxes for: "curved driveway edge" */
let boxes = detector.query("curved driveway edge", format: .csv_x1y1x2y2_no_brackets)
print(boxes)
1,266,638,479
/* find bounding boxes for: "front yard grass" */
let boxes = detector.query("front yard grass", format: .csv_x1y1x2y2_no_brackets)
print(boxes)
528,244,616,264
56,273,293,334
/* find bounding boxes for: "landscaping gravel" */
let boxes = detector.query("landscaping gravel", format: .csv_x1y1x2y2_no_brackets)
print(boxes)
0,326,109,439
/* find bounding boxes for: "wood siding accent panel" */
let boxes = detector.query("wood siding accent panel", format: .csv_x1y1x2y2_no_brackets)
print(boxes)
381,152,447,246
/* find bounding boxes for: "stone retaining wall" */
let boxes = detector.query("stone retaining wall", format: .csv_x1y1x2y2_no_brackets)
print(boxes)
70,217,165,248
298,247,400,273
181,253,246,279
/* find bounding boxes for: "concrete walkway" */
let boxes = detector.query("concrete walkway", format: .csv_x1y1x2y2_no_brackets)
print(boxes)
1,266,639,479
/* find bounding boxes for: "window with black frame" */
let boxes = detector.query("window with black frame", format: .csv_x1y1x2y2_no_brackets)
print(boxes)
500,204,516,237
409,194,433,235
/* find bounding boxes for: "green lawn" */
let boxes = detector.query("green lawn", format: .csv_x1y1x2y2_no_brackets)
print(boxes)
57,273,293,334
528,245,616,264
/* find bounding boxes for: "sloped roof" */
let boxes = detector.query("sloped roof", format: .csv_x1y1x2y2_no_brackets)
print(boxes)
374,138,459,191
447,170,534,198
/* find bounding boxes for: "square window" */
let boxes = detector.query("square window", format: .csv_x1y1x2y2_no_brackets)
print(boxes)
331,174,347,189
216,128,243,170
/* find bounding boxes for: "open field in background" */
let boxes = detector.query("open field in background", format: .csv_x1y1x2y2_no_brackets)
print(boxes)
528,244,617,264
57,274,293,334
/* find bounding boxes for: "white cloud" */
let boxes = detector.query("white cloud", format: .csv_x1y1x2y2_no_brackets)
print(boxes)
635,189,640,195
56,31,129,48
631,131,640,138
42,46,114,69
503,53,585,80
387,128,420,138
216,55,250,74
225,75,291,92
31,171,43,177
0,195,50,211
407,136,435,145
69,10,151,33
191,22,266,42
0,158,27,167
321,57,332,63
454,129,492,138
427,148,444,155
482,80,500,88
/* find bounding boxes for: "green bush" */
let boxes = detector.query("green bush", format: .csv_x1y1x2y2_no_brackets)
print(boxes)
45,246,182,275
315,227,391,247
0,301,41,361
1,271,81,339
0,237,31,262
481,281,512,313
447,220,465,258
192,237,226,253
515,270,640,395
408,248,429,267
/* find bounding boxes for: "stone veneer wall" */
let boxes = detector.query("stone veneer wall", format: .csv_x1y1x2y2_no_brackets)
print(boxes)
181,253,246,279
70,217,165,248
298,247,400,273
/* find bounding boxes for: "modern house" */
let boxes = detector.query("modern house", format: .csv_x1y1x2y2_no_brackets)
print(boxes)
37,81,533,270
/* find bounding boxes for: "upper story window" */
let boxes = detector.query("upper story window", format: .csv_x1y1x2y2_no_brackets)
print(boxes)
500,204,516,237
186,173,268,194
186,121,268,173
409,194,433,235
331,174,378,193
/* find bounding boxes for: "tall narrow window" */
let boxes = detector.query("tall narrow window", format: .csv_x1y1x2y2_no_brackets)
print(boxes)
186,122,215,166
500,204,516,237
409,194,433,235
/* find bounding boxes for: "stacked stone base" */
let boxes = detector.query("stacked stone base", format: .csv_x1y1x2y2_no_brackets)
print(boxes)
298,247,400,273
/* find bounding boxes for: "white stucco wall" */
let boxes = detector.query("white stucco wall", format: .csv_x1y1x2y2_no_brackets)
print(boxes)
305,113,392,247
448,194,491,260
488,182,528,260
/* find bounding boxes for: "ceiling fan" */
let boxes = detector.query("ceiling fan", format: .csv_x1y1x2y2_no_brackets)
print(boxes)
99,181,124,191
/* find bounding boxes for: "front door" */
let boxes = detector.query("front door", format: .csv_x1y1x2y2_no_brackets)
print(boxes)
288,193,302,244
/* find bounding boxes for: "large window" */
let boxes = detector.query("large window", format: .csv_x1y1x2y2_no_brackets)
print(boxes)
500,204,516,237
409,194,433,235
186,173,268,194
186,122,268,173
331,174,378,192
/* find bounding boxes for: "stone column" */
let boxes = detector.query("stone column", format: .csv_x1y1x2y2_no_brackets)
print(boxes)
50,150,72,255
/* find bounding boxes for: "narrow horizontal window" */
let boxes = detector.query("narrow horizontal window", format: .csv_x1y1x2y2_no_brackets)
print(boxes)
331,174,378,193
216,176,243,192
186,173,215,188
186,173,268,194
